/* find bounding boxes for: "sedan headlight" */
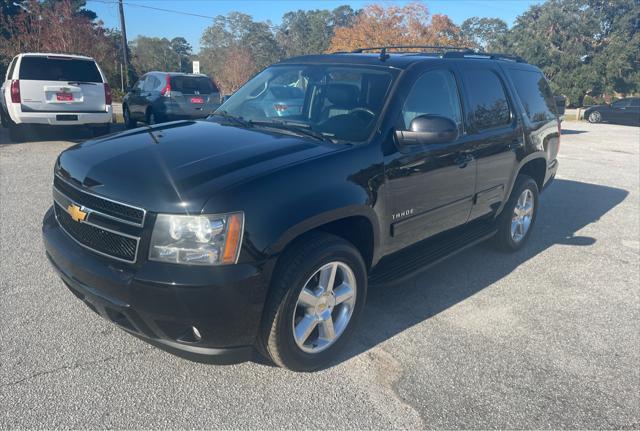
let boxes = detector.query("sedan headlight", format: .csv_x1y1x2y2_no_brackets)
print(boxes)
149,212,244,265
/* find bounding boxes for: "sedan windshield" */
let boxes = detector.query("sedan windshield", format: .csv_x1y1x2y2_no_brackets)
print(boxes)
214,64,396,142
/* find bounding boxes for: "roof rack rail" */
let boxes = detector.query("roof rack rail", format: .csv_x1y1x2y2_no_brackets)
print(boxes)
343,45,526,63
442,51,527,63
349,45,473,60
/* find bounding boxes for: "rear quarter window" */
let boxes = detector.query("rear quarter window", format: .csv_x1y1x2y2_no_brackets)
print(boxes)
461,69,511,131
510,69,557,122
19,57,102,82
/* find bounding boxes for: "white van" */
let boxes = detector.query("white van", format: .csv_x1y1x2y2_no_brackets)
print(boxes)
1,53,113,141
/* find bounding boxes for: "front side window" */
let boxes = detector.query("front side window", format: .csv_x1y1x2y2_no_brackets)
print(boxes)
19,56,102,82
402,69,462,130
216,64,396,142
461,69,511,131
510,69,557,122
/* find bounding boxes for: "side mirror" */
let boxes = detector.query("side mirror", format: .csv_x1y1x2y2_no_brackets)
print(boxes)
395,115,458,147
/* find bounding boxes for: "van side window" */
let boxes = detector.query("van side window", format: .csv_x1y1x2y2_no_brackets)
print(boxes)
461,69,511,131
402,69,462,130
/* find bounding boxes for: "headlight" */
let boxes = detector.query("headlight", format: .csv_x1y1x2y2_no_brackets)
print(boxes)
149,212,244,265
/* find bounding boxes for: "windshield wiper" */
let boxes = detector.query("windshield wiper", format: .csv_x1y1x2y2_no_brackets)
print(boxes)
211,110,252,128
248,119,335,143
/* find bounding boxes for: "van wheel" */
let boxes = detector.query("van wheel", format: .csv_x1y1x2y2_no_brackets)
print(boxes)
123,106,136,129
493,175,539,252
260,232,367,371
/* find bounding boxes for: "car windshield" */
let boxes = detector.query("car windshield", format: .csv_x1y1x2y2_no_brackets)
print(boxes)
214,64,397,142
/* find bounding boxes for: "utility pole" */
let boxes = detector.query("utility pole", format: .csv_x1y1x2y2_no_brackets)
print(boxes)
118,0,130,88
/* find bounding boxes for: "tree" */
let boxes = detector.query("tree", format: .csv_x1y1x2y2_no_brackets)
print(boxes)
0,0,119,84
501,0,639,106
327,2,464,53
199,12,281,87
217,48,258,93
276,6,357,57
460,17,508,50
129,36,180,74
170,37,192,73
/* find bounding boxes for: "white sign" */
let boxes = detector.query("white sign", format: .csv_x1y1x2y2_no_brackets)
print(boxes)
192,61,200,74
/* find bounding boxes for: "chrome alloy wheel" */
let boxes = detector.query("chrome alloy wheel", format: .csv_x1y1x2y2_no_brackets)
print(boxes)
511,188,535,243
588,111,601,123
292,261,357,354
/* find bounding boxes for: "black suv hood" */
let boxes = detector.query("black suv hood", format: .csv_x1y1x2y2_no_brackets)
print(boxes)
56,120,336,214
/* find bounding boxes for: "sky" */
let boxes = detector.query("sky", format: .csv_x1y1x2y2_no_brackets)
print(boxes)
86,0,545,51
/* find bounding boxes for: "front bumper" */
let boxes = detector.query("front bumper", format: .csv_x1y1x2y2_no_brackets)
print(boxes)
42,207,267,363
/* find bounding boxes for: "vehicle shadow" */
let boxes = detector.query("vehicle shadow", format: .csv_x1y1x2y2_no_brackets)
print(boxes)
561,129,588,135
334,178,628,365
0,123,125,145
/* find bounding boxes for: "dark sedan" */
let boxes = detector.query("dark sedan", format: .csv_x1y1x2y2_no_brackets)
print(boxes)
584,97,640,126
123,72,221,127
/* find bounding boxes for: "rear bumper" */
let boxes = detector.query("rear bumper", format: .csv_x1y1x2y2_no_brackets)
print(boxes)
42,206,267,363
10,105,112,125
157,101,219,121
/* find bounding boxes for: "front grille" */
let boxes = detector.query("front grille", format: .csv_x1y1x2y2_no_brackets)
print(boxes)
54,176,145,226
55,203,138,262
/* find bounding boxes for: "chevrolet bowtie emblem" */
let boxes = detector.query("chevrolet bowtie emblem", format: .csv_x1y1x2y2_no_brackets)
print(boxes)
67,204,87,222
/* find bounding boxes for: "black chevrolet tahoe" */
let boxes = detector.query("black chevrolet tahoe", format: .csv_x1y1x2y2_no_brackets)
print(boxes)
42,47,560,371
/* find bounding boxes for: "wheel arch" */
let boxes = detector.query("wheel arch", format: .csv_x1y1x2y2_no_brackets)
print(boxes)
267,206,380,271
517,156,547,191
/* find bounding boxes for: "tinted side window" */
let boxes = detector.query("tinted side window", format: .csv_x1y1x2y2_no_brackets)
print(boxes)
510,69,556,122
629,98,640,108
143,76,158,91
612,99,630,109
461,69,511,131
19,57,102,82
402,69,462,129
134,78,146,91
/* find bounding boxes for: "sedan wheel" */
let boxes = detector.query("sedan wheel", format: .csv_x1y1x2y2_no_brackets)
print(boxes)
588,111,602,123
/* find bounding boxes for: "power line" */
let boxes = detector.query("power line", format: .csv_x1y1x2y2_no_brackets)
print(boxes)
87,0,281,29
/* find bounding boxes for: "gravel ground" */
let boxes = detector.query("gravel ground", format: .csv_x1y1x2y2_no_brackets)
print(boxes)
1,121,638,429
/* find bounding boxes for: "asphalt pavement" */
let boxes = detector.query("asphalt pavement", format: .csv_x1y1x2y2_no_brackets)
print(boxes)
0,121,638,429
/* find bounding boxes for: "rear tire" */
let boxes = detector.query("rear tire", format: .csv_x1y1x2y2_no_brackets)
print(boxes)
259,232,367,371
492,175,539,252
123,105,136,129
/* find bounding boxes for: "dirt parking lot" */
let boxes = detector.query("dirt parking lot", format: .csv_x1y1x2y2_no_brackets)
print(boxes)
1,121,638,429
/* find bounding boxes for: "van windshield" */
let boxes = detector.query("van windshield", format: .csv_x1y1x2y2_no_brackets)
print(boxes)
19,57,102,82
215,64,397,142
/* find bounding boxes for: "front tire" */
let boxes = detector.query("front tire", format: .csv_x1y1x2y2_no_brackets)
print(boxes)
493,175,539,252
587,110,602,123
260,232,367,371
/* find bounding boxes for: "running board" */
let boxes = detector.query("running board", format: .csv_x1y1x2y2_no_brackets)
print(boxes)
369,221,497,286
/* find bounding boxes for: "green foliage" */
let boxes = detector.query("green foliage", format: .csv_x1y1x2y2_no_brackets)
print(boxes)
460,17,508,50
129,36,181,75
495,0,639,106
199,12,281,83
276,6,357,57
